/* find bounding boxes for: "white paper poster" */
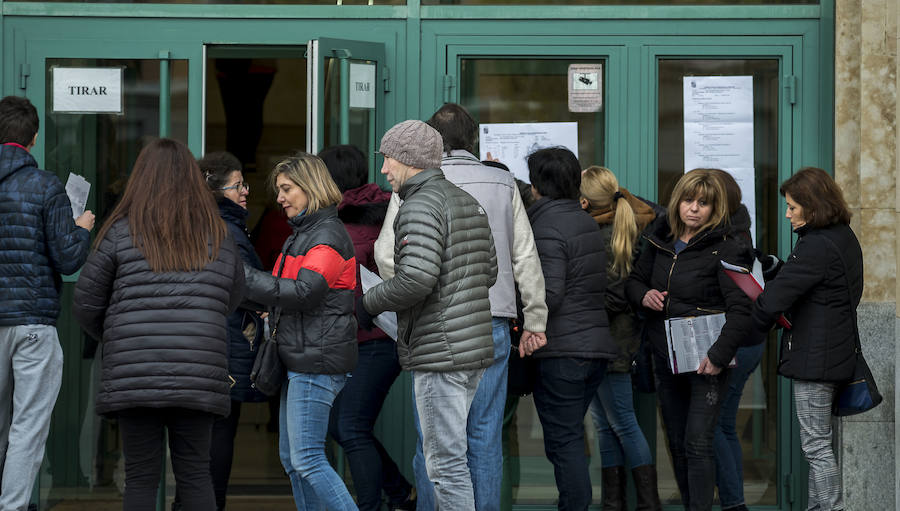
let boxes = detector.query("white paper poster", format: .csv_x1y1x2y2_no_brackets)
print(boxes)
52,67,123,114
349,63,376,109
683,76,757,245
478,122,579,183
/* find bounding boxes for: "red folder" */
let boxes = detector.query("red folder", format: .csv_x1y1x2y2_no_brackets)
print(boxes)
720,262,792,329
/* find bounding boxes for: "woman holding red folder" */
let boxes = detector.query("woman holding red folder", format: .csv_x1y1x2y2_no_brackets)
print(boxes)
625,168,755,511
753,167,861,511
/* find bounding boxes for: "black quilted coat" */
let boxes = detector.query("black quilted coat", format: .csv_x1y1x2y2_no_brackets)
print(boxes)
625,218,755,369
527,197,616,360
243,205,358,375
72,219,245,417
754,223,863,382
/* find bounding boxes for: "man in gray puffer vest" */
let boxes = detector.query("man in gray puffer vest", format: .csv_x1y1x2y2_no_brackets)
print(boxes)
361,120,497,510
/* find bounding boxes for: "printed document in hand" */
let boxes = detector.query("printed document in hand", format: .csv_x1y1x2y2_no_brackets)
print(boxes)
65,172,91,219
664,313,726,374
358,265,398,341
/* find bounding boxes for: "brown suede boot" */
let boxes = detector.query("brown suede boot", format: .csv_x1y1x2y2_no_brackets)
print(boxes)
601,466,627,511
632,464,663,511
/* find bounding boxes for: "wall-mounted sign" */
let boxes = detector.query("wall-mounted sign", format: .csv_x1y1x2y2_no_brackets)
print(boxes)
52,67,123,114
349,63,376,109
568,64,603,113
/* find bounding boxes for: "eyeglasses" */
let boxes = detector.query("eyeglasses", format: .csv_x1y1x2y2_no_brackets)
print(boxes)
221,182,249,193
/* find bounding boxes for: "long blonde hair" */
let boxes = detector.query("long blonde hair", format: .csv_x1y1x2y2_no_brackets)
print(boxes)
580,166,638,278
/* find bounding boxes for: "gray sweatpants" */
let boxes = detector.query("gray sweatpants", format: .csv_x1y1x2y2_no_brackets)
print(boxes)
0,325,63,511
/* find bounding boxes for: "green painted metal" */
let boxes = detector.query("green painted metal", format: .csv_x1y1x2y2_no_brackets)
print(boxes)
159,50,170,137
2,4,834,508
338,49,351,144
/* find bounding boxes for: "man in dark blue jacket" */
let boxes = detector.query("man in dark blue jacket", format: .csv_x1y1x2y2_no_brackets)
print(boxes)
0,95,94,509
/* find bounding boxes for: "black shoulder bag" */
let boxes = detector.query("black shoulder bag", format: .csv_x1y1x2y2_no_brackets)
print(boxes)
250,255,289,397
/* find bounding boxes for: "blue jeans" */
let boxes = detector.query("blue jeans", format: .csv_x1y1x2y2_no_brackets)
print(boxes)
280,371,356,511
412,367,485,511
654,353,729,511
329,339,411,511
413,318,509,511
589,371,653,469
533,357,607,511
714,343,764,509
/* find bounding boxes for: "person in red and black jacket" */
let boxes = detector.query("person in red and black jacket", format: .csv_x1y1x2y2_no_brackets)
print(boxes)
319,144,415,511
242,152,358,510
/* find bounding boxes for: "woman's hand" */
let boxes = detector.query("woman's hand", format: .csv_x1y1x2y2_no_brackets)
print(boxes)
697,357,722,375
518,331,547,357
641,289,667,311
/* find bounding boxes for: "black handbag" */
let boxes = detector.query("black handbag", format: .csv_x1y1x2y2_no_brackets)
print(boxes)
250,256,288,397
250,317,285,397
828,239,882,417
833,352,881,416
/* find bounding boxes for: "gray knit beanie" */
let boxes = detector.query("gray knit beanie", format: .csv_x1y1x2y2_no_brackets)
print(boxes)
379,120,443,170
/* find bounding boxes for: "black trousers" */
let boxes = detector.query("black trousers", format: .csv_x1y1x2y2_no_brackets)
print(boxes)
118,407,216,511
653,353,730,511
173,401,243,511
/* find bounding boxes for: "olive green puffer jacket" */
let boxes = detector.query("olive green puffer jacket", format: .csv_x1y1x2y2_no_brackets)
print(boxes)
363,168,497,372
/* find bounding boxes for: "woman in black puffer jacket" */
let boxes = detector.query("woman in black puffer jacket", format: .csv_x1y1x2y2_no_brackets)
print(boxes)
753,167,862,511
241,153,358,510
625,168,755,511
72,139,244,511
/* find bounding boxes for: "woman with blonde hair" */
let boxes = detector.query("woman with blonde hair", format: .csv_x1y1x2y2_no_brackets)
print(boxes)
242,152,359,510
580,166,661,510
626,168,756,511
72,138,244,511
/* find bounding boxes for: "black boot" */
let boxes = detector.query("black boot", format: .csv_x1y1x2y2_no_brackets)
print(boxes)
632,464,662,511
601,466,627,511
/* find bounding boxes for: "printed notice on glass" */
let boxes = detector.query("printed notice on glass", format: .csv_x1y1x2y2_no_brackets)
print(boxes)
479,122,578,183
52,67,123,114
664,313,726,374
349,63,376,109
683,76,757,245
359,265,398,341
65,172,91,219
568,64,603,113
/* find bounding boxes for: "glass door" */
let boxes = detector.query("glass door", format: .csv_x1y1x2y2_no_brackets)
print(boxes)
451,43,624,509
650,47,796,509
308,38,387,183
22,39,194,510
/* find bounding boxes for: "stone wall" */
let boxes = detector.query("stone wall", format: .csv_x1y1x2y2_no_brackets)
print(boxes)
833,0,897,509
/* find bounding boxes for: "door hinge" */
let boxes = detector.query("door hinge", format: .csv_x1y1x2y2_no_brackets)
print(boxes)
785,472,796,503
442,74,455,103
785,75,797,105
18,64,30,91
383,65,391,93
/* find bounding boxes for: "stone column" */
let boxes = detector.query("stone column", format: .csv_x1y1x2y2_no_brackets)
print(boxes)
834,0,897,509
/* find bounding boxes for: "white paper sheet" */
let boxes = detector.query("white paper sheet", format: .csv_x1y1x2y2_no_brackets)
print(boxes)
664,313,727,374
359,265,398,341
65,172,91,219
683,76,757,246
478,122,579,183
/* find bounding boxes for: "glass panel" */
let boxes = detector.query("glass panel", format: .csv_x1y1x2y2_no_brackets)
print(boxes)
322,57,376,160
206,55,306,231
460,58,605,181
42,57,188,507
657,58,780,507
425,0,815,4
460,57,606,506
